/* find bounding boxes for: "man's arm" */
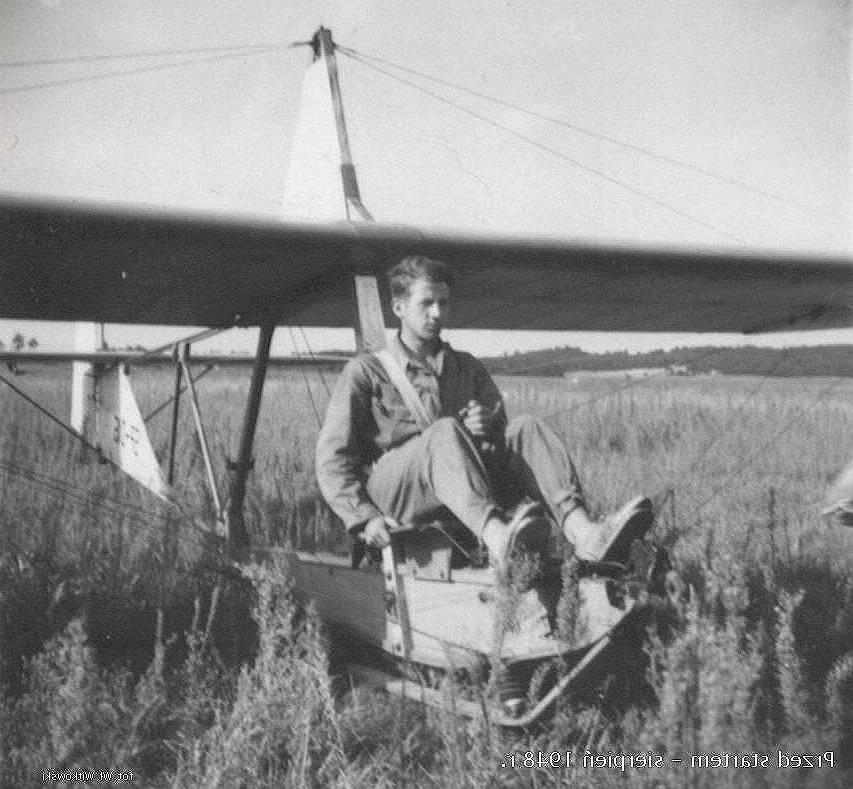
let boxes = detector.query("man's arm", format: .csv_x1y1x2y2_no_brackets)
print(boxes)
315,359,385,534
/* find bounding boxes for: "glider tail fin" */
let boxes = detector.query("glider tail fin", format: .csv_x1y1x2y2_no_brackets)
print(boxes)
70,322,170,501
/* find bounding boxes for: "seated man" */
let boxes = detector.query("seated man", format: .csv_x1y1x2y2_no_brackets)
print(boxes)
315,255,653,566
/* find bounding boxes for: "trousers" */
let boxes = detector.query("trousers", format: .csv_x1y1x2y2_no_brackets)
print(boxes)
366,415,586,538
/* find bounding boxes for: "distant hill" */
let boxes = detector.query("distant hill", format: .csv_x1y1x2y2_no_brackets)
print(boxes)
481,344,853,378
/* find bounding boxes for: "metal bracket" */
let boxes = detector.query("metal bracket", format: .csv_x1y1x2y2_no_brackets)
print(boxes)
381,539,413,659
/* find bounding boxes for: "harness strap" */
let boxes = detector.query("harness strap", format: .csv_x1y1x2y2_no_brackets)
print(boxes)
374,348,434,432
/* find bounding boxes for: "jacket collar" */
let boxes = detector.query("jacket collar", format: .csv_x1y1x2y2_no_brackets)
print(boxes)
391,333,449,376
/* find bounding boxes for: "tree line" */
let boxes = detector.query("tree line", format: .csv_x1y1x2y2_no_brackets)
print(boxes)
482,344,853,378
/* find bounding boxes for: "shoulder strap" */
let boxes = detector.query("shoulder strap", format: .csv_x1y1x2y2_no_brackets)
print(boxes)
374,349,433,432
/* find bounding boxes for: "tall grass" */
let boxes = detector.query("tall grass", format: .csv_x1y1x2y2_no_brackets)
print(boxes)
2,366,852,785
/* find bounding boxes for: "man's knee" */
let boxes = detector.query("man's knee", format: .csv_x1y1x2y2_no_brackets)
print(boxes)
505,413,543,441
505,414,568,457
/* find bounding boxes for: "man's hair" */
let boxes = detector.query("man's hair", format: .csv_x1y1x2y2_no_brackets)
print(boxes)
387,255,454,300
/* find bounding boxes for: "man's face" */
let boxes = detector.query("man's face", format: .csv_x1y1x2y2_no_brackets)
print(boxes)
393,277,451,345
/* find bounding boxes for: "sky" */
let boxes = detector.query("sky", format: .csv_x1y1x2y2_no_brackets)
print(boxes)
1,0,851,356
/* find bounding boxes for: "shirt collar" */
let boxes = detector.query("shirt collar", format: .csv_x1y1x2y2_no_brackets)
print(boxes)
391,333,449,376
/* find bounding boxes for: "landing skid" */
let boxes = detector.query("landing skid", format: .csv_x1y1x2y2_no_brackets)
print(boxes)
346,634,612,728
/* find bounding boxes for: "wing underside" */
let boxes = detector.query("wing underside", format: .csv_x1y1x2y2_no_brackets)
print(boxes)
1,196,850,334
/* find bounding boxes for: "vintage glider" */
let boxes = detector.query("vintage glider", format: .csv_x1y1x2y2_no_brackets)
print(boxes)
1,27,851,725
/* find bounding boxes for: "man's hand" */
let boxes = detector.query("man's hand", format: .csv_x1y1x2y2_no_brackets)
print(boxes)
361,515,394,547
460,399,501,438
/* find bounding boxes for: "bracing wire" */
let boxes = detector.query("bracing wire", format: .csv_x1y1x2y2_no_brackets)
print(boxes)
0,46,284,96
0,461,221,549
690,375,848,517
0,370,113,466
0,42,291,68
144,364,216,423
1,459,161,522
529,342,843,523
341,50,746,244
338,45,826,218
0,370,218,539
2,460,173,535
287,327,323,426
648,346,800,501
298,326,333,397
538,344,739,424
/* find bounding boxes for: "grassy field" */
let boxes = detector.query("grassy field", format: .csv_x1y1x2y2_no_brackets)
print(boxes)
2,364,852,787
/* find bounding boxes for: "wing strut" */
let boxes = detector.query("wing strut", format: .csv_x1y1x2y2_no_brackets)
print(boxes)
167,358,183,485
179,344,224,520
225,324,275,550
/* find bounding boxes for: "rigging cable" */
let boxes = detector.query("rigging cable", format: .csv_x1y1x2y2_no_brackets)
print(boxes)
0,46,284,96
0,459,193,537
338,45,826,218
489,348,847,532
690,375,848,517
144,364,216,423
646,346,799,501
537,344,739,424
341,50,746,244
519,343,838,525
0,370,112,465
1,460,161,523
0,460,220,548
287,327,323,426
0,41,291,68
298,326,333,398
0,370,220,537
